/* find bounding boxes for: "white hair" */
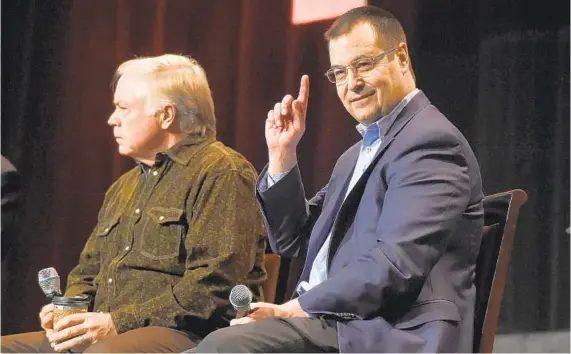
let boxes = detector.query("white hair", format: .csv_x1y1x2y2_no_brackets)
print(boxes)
113,54,216,136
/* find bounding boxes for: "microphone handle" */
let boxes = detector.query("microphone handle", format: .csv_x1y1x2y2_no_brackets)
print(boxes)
235,305,252,319
45,290,62,303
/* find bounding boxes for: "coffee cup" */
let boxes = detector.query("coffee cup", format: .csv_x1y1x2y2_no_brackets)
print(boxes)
51,295,91,325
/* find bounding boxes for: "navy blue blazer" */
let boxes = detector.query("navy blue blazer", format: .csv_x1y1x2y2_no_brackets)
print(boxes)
257,91,484,352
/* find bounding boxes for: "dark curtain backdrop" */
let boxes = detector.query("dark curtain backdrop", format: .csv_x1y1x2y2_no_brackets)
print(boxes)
2,0,568,335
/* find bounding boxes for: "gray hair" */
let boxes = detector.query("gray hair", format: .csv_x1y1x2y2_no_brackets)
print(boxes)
113,54,216,136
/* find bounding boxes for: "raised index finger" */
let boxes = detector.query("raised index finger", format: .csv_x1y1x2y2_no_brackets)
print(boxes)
296,75,310,108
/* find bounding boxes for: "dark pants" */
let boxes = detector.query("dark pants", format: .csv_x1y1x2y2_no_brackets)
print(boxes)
1,326,197,353
192,317,339,353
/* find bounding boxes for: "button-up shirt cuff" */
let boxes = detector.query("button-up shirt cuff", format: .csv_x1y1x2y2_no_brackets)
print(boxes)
110,304,141,334
265,169,293,189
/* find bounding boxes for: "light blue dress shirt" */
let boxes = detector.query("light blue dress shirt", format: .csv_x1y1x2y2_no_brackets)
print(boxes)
267,89,420,295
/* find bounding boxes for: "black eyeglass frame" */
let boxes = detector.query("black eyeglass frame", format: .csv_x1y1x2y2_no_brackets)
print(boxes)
324,47,396,84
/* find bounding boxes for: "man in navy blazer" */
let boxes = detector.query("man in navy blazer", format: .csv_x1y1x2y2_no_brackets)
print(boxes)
195,5,483,353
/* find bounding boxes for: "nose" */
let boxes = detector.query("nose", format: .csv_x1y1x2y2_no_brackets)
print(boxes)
346,67,363,91
107,111,120,127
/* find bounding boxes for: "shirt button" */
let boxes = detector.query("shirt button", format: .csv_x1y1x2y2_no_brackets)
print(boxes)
135,208,140,214
104,227,110,232
152,171,158,176
159,216,165,221
125,246,130,251
108,278,113,283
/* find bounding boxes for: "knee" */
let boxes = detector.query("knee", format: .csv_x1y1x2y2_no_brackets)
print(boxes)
0,331,49,353
0,336,16,353
83,340,113,353
196,327,244,353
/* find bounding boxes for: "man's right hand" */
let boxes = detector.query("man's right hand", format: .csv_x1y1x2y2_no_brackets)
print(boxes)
39,303,54,334
265,75,310,175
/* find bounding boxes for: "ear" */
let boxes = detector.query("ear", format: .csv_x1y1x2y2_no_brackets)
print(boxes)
396,42,410,74
158,104,177,130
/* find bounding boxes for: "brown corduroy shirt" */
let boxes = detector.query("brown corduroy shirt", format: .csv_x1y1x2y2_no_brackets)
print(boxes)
64,135,266,337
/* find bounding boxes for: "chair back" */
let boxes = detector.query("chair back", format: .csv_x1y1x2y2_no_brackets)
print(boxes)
262,253,281,304
473,189,527,352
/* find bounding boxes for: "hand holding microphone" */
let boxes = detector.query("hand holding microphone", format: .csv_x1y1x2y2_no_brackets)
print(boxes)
37,267,117,352
228,284,308,326
37,267,63,333
229,284,253,318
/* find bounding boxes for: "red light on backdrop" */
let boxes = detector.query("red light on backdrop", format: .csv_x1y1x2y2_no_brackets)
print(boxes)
291,0,367,25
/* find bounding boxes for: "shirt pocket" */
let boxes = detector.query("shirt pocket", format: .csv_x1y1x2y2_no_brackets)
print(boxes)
94,216,120,286
95,216,120,237
140,207,185,260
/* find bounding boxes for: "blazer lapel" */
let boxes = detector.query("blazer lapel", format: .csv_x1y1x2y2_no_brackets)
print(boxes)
374,91,432,162
299,143,360,282
326,91,432,268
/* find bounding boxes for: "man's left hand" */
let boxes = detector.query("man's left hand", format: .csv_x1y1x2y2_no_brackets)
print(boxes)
47,312,117,352
230,299,308,326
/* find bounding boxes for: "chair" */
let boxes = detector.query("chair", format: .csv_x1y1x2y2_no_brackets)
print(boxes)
262,253,281,304
473,189,527,353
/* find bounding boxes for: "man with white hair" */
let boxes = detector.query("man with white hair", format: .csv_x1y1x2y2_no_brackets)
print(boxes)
1,54,267,353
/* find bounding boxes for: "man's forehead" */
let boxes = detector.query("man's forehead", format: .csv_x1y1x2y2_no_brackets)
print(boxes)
328,23,384,64
114,75,148,101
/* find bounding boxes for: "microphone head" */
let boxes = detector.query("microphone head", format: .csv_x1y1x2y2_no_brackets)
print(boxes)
38,267,62,299
229,284,252,312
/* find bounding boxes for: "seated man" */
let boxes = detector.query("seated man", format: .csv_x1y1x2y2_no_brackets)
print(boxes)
1,54,266,353
1,155,22,262
194,5,483,353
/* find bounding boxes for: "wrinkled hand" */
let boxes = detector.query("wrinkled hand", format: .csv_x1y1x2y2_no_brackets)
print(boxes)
230,299,308,326
265,75,310,175
47,312,117,352
39,303,54,337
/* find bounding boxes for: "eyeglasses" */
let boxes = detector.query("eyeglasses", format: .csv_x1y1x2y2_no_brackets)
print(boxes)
324,48,396,84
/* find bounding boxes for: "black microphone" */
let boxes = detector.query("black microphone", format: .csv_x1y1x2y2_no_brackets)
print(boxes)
229,284,253,313
38,267,63,300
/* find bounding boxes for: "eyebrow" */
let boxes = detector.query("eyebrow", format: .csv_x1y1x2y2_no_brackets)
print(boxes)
331,53,376,67
350,54,374,61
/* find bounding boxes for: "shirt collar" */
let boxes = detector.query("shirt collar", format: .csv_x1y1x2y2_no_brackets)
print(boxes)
136,153,168,176
165,134,215,165
356,88,420,138
136,133,215,173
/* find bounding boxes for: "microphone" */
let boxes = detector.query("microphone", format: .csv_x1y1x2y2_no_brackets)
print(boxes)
38,267,63,300
229,284,253,313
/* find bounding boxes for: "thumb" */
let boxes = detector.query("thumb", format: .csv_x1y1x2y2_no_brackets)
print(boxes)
230,317,255,326
250,302,276,310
